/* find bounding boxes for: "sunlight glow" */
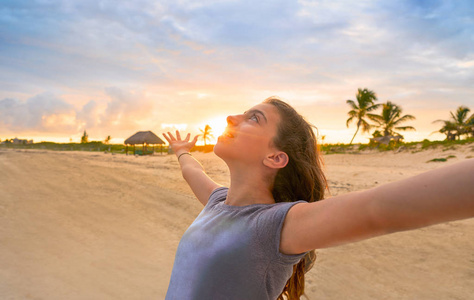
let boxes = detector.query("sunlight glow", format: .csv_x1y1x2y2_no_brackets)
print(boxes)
198,115,228,145
42,113,76,127
161,123,188,131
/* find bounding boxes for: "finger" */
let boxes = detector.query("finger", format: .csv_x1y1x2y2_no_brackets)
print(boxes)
166,131,176,141
191,135,199,145
176,130,181,140
185,133,191,142
162,133,171,143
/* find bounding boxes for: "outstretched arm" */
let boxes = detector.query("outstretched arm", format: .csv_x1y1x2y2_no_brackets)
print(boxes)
163,131,222,206
281,159,474,254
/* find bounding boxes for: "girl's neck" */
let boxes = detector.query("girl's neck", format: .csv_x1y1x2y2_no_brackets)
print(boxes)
225,168,276,206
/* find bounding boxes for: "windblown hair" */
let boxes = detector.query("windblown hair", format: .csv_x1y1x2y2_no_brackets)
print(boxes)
264,97,328,300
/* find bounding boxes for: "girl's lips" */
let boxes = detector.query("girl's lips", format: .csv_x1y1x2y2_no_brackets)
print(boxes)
218,129,234,142
221,128,234,138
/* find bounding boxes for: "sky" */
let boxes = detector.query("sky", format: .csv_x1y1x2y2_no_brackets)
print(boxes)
1,0,473,145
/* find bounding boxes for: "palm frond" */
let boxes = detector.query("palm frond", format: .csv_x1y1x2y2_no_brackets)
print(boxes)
366,103,382,112
347,110,358,117
395,126,416,131
346,116,356,127
346,100,359,110
467,113,474,125
367,114,383,124
360,119,372,133
393,114,416,125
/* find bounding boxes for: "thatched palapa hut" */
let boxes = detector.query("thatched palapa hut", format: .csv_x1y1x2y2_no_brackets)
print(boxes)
124,131,165,155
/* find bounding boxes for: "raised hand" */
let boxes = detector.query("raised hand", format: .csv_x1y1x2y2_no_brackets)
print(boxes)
163,130,199,155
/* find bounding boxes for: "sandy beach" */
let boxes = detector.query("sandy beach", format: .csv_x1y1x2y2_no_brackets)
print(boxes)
1,145,473,299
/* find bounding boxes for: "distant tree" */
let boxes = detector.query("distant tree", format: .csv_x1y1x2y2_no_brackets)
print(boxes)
81,130,89,143
104,135,111,144
321,135,326,144
432,120,457,141
200,125,214,146
371,130,383,138
433,106,473,140
369,101,416,138
346,88,380,144
468,113,474,138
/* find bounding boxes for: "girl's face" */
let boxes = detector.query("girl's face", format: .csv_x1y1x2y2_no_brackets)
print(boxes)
214,103,281,165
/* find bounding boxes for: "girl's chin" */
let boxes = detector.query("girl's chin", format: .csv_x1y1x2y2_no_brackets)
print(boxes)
213,141,222,156
213,141,229,159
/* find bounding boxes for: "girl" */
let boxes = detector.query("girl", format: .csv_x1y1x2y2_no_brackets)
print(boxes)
163,97,473,300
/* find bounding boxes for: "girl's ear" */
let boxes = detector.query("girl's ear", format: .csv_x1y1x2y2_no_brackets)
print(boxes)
263,151,289,169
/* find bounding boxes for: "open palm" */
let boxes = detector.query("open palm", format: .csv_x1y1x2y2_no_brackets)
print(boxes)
163,131,199,154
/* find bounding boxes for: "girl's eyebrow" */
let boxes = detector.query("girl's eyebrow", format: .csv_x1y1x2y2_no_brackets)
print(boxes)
244,109,268,123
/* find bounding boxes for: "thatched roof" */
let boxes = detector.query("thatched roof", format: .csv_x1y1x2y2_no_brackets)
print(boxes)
124,131,165,145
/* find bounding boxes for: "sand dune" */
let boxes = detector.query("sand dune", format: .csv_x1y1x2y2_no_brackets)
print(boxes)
1,145,473,299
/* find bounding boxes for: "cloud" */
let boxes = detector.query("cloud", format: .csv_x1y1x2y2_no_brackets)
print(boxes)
76,100,100,128
0,93,76,132
101,87,155,129
0,87,156,136
2,0,471,93
0,0,473,142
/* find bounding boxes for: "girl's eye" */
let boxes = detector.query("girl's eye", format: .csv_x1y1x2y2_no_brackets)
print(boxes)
249,114,259,122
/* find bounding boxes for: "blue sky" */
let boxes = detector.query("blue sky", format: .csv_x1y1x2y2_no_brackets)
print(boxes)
1,0,473,143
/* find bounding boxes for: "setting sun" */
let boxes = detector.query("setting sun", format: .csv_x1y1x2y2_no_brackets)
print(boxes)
197,115,228,145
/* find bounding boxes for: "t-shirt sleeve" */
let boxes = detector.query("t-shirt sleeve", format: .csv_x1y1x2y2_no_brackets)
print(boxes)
256,201,307,265
204,186,228,209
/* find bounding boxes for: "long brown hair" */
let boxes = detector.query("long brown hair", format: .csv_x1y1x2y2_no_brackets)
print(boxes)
264,97,328,300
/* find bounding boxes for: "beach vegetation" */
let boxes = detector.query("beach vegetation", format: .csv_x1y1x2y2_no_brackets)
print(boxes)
192,144,215,153
320,143,358,154
81,130,89,143
427,155,456,163
0,141,167,154
433,106,474,140
427,158,448,162
346,88,380,145
358,141,404,152
368,101,416,138
2,138,473,155
416,137,474,150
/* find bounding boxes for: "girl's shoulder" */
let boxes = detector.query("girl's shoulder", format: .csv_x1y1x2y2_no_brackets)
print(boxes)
206,186,229,208
255,200,308,263
256,200,307,228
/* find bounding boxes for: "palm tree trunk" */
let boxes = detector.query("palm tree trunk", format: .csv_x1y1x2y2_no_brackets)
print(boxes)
350,125,360,145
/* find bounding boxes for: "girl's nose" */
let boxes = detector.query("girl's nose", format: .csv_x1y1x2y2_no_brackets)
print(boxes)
226,114,240,126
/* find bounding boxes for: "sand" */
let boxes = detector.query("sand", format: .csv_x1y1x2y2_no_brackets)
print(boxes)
1,145,473,299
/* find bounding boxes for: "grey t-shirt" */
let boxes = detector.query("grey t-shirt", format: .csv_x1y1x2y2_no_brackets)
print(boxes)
165,187,307,300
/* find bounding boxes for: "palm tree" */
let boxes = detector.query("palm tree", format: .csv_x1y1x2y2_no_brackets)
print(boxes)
369,101,416,138
81,130,89,143
200,125,214,146
467,113,474,138
433,106,473,140
432,120,457,141
104,135,111,144
346,88,380,144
